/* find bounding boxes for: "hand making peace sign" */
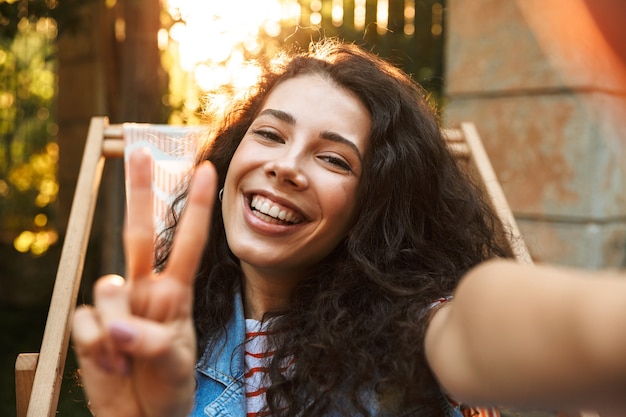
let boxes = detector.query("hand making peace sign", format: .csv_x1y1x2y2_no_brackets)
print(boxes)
72,149,217,417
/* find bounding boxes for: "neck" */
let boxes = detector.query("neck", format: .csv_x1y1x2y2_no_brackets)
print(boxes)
241,265,302,321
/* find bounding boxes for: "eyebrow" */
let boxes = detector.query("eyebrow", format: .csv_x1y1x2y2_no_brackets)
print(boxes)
258,108,364,163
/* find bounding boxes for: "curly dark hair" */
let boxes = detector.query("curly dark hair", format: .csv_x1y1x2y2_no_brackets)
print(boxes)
155,39,511,417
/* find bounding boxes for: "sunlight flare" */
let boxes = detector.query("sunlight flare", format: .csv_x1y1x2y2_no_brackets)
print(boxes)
162,0,301,123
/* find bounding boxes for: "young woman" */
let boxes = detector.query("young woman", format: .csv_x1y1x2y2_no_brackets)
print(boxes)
71,40,626,417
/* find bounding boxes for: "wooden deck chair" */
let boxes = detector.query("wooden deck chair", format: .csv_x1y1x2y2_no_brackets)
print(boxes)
15,117,534,417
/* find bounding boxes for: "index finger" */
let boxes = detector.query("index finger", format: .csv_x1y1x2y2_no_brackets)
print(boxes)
124,148,155,280
165,161,217,284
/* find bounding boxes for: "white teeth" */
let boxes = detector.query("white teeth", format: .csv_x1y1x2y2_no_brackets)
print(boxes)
268,205,280,218
250,195,301,224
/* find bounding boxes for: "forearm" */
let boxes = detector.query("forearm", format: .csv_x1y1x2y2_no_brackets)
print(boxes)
425,259,626,412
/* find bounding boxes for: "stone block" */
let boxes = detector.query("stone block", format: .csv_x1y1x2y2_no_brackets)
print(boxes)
446,0,626,94
444,92,626,220
518,217,626,268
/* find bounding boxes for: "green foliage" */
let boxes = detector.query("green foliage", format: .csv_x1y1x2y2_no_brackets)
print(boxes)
0,14,58,254
0,0,98,39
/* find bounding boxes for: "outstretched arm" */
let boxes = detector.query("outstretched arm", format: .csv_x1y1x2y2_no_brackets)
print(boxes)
425,259,626,414
72,149,217,417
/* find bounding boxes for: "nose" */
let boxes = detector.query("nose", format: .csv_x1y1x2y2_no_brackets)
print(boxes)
263,152,309,190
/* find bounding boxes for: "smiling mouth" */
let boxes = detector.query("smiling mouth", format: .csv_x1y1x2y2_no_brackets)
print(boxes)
250,195,303,225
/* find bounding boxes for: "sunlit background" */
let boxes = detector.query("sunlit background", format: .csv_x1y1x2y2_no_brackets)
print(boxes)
159,0,443,123
1,0,444,257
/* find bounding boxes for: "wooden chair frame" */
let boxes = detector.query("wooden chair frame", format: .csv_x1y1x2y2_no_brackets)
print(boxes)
15,117,532,417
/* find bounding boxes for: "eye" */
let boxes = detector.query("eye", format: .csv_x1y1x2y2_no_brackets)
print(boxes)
253,129,284,143
318,155,353,172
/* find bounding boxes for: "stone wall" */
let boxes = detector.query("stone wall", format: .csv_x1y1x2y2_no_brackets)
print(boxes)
444,0,626,268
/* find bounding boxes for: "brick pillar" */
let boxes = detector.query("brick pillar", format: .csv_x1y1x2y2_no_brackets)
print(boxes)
444,0,626,268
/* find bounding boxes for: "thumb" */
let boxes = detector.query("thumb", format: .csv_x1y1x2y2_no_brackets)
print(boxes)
108,317,196,384
108,317,196,360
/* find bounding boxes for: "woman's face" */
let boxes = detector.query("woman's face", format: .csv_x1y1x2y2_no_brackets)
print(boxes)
222,74,371,283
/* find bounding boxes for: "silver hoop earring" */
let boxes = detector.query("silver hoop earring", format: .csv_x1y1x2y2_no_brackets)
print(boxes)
218,188,224,202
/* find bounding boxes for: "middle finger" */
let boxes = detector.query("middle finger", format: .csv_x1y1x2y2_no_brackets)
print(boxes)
165,161,217,285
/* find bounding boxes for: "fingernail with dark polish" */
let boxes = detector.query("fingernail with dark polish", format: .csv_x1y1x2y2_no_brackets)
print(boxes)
110,322,136,344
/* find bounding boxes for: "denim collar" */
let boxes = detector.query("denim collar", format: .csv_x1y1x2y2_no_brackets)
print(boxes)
196,292,246,383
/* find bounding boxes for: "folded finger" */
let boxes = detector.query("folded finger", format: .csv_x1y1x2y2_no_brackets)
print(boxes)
72,305,105,358
72,307,136,416
92,275,132,374
73,305,126,375
124,148,155,280
93,275,131,315
165,161,217,285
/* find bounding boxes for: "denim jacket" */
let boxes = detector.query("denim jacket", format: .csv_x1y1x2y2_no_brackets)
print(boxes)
190,293,461,417
191,294,247,417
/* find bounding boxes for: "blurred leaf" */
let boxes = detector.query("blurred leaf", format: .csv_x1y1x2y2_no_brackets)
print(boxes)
0,13,57,254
